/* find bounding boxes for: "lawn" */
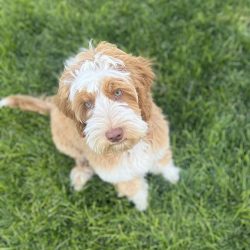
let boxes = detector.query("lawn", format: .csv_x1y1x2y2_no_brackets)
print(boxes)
0,0,250,249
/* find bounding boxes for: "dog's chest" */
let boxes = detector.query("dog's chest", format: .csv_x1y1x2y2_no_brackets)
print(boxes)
93,141,155,183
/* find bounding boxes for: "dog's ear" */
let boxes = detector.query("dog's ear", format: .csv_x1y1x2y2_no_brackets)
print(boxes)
129,56,154,121
55,84,75,119
55,84,86,137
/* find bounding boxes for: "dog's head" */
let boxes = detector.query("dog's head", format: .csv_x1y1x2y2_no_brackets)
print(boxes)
56,42,154,154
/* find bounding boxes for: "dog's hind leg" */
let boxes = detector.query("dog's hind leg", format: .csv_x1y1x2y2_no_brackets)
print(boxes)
115,177,148,211
70,158,94,191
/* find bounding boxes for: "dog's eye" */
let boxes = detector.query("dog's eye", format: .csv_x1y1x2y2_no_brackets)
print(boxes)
114,89,122,98
84,101,94,109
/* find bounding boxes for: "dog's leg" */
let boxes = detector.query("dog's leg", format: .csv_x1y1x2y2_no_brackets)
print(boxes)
116,177,148,211
70,159,94,191
152,149,180,184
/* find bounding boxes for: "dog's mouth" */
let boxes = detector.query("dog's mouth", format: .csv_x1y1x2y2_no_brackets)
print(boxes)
110,138,127,145
107,137,139,153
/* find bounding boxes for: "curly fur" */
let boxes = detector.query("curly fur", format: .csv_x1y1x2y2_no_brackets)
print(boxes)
0,42,180,211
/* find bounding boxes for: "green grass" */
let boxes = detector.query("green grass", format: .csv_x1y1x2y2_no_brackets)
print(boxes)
0,0,250,249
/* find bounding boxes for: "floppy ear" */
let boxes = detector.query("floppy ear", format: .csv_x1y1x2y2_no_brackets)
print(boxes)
130,56,154,121
55,84,86,137
55,84,75,120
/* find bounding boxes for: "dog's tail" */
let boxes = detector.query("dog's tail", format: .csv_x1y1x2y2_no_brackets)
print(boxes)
0,95,54,115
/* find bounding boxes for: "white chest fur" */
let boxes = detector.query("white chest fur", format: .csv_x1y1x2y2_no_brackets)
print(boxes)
93,140,156,183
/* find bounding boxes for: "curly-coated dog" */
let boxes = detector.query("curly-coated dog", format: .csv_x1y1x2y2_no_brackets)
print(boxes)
0,42,180,210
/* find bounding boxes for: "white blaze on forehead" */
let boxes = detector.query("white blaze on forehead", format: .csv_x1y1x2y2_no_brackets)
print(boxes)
65,50,130,101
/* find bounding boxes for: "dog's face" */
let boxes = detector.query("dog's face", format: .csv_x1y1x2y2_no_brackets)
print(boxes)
56,42,154,154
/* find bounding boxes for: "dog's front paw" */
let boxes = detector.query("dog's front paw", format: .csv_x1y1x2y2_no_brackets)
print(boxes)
131,192,148,211
162,162,180,184
129,183,148,211
135,198,148,211
70,166,93,191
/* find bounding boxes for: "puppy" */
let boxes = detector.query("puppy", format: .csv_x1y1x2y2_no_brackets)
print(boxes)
0,42,180,211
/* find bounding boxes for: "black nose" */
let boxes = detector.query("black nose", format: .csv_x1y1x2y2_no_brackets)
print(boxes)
105,128,124,143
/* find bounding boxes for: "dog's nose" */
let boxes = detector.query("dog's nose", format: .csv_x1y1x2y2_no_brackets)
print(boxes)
105,128,124,143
